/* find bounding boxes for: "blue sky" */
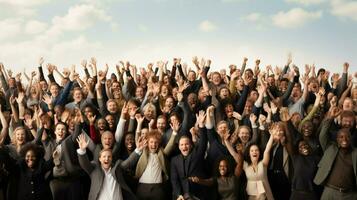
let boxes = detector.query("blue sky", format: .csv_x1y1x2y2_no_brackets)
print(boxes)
0,0,356,74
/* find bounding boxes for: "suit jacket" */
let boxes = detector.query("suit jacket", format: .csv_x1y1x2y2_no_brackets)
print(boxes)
35,124,83,176
135,130,177,180
78,149,140,200
314,119,357,185
170,127,207,198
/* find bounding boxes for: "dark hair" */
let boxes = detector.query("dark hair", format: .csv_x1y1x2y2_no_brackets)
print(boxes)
169,112,182,123
244,143,262,165
214,157,234,177
20,143,45,161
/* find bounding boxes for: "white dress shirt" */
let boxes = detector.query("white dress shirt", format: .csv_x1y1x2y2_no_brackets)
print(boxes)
139,153,162,184
98,168,123,200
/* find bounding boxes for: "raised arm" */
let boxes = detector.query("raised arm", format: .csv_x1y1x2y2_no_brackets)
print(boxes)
262,129,274,167
76,134,95,175
0,105,9,145
319,107,339,151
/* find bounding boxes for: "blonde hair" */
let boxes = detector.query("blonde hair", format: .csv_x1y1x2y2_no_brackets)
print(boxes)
11,126,26,145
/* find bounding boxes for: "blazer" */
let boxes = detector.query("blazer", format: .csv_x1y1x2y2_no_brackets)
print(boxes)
78,149,140,200
170,127,208,198
135,130,177,180
314,119,357,185
35,124,83,176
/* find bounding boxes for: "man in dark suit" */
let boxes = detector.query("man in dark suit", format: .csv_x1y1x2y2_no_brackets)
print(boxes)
314,107,357,200
170,110,207,200
76,134,146,200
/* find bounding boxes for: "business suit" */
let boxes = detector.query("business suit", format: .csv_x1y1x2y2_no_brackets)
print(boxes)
170,127,208,199
78,149,140,200
35,124,87,200
135,131,177,200
314,119,357,199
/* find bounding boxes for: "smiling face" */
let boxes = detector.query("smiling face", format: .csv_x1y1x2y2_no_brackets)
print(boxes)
298,140,311,156
97,118,107,131
55,123,67,141
73,89,83,103
217,122,228,139
225,104,234,118
249,145,260,163
165,97,175,110
160,85,169,98
101,131,114,150
238,127,250,144
125,134,135,152
179,137,192,156
156,117,166,131
107,101,118,113
99,150,112,170
337,129,351,149
105,115,115,129
148,137,160,153
219,88,230,99
15,128,26,145
218,160,229,176
301,121,313,137
25,150,37,169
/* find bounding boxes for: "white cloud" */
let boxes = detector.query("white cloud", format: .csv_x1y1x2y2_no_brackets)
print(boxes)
285,0,326,6
0,0,51,17
272,8,322,28
0,0,50,7
0,18,22,40
51,4,111,32
241,12,263,22
25,20,48,34
331,0,357,21
198,20,217,32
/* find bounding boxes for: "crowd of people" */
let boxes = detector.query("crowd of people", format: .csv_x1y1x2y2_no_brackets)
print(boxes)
0,55,356,200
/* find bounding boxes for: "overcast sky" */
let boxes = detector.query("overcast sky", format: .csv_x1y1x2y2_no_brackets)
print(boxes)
0,0,356,74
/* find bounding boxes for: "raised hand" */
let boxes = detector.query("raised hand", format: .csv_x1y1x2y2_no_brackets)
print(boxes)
62,68,70,78
42,94,53,106
31,71,37,78
232,111,242,120
328,106,341,119
343,62,349,72
121,102,128,119
90,57,97,67
206,105,215,117
81,60,87,68
136,135,147,151
15,92,25,104
196,110,206,127
135,113,144,124
170,120,180,133
39,57,44,66
279,107,290,122
7,70,13,78
88,115,96,125
129,106,139,118
74,108,84,124
249,114,257,125
76,134,89,150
